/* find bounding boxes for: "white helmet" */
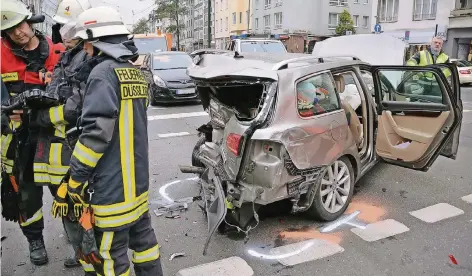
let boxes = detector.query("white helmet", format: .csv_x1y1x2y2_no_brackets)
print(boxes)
1,0,32,31
53,0,92,25
73,6,129,40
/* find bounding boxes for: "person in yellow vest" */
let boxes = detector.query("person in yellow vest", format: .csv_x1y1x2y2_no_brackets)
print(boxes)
406,36,451,97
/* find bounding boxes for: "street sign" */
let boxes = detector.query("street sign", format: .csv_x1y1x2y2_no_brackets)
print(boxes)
374,24,381,33
346,30,353,35
404,30,410,41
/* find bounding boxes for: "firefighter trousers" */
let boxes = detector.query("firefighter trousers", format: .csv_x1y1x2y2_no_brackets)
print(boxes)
19,180,80,260
83,211,163,276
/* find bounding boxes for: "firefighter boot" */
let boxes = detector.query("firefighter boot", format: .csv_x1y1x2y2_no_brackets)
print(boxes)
28,239,48,265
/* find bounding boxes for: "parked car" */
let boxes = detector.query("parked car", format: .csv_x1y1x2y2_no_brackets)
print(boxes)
450,58,472,85
180,49,463,254
139,51,198,105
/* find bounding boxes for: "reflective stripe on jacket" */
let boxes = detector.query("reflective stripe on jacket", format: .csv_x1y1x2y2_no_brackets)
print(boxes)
33,49,88,186
69,54,150,231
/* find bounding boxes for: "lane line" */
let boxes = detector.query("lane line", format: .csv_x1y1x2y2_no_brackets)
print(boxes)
148,111,208,121
158,132,191,138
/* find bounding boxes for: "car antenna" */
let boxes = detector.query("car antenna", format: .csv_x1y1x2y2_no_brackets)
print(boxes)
234,51,244,59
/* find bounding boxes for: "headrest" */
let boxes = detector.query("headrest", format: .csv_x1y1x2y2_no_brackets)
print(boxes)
333,75,345,93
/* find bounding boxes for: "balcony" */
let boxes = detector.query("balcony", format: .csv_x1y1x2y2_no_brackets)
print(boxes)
329,0,348,6
450,0,472,17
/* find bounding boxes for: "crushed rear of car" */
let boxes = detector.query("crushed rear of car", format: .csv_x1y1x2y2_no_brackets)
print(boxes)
180,50,359,254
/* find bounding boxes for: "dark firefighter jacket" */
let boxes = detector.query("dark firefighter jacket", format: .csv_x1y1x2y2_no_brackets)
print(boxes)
0,33,63,175
33,45,89,186
68,38,150,231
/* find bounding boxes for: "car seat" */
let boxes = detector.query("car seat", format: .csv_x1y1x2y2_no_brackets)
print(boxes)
333,75,364,148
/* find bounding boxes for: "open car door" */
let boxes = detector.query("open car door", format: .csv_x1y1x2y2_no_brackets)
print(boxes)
427,64,463,159
371,65,462,171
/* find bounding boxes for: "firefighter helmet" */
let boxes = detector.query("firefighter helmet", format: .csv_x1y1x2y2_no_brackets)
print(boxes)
72,6,129,40
52,0,92,25
1,0,32,31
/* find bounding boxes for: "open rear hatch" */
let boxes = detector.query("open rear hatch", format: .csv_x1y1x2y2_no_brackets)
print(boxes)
187,51,279,254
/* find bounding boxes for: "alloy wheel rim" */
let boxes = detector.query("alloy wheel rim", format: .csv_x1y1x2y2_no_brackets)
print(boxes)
319,160,351,214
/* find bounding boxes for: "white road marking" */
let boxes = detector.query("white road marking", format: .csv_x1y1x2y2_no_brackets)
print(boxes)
351,219,410,242
265,239,344,266
409,203,464,223
157,132,191,138
150,107,166,110
464,110,472,113
321,211,366,232
158,177,199,203
176,256,254,276
461,194,472,204
148,111,208,121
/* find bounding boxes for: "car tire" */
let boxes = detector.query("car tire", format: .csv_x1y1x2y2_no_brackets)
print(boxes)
305,156,355,222
192,136,206,168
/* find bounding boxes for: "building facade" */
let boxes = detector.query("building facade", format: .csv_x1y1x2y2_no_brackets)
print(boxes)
372,0,471,60
22,0,59,37
445,0,472,60
250,0,373,37
178,0,214,52
229,0,250,36
214,0,230,49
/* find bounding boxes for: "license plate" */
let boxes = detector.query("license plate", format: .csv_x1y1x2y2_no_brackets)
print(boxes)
176,88,195,95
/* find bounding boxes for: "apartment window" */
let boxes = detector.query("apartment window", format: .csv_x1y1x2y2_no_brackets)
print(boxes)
240,12,243,23
329,0,348,6
263,15,271,28
362,16,369,28
232,12,236,24
255,18,259,29
274,12,282,28
255,0,259,9
413,0,438,20
364,0,369,3
328,13,338,28
220,18,222,31
275,0,283,6
458,0,472,9
220,0,223,10
225,17,228,30
354,0,359,3
379,0,399,22
352,15,359,27
265,0,271,9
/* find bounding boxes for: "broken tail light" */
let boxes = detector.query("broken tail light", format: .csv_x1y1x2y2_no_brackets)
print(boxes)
459,69,471,74
226,133,244,156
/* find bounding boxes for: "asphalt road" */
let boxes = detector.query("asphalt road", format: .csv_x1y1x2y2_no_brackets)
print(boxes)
2,86,472,276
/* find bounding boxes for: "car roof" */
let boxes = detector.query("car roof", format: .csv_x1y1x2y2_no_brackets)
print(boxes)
187,49,368,80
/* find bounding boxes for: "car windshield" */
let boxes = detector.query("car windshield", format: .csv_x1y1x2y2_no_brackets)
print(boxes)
240,41,286,53
153,54,193,70
134,37,168,54
456,60,472,67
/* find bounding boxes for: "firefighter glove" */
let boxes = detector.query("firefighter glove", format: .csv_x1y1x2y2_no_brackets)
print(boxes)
1,170,20,222
67,178,87,218
52,182,69,218
77,206,102,265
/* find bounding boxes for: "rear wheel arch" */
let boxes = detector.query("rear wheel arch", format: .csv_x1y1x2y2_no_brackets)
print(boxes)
343,153,359,182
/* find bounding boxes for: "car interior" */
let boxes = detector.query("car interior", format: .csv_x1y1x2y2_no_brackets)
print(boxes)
333,73,366,151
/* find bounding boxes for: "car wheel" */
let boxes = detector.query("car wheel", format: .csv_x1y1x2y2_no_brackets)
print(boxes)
192,136,206,168
306,156,355,221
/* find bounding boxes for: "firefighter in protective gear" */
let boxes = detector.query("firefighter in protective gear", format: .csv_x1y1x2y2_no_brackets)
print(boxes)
406,36,451,96
67,6,163,275
51,0,92,44
31,0,92,268
0,0,64,266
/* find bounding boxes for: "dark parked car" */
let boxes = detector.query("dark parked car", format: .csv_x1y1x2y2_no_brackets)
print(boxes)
140,51,199,105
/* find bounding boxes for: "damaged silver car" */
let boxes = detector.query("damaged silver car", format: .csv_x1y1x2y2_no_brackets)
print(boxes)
180,49,463,255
